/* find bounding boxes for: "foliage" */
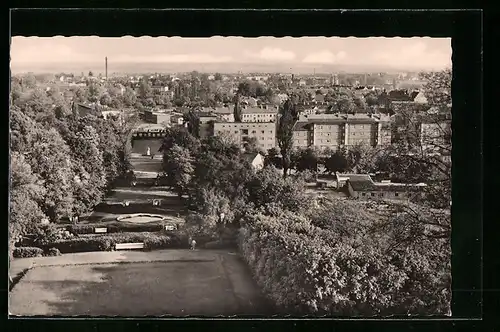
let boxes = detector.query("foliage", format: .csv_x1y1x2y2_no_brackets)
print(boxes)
162,144,195,198
323,148,349,174
66,223,165,235
45,247,62,257
265,147,282,168
245,166,310,214
277,98,299,177
13,247,44,258
238,204,451,316
36,232,185,253
294,147,319,173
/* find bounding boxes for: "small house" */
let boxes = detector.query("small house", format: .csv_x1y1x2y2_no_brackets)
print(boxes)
243,152,265,171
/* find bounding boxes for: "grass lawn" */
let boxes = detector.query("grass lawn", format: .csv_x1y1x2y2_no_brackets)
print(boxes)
9,253,272,316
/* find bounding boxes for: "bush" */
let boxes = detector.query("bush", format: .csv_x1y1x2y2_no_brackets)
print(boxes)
238,212,450,316
67,223,166,235
13,247,44,258
49,237,114,253
32,224,60,247
45,247,62,257
42,232,187,253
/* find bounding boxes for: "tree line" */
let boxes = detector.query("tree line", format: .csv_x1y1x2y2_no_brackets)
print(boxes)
9,79,135,258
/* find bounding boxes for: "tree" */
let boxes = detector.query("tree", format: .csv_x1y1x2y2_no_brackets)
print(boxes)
214,73,223,81
99,93,112,106
245,165,310,214
9,152,47,257
58,119,106,217
88,71,94,77
391,69,452,209
122,87,137,106
233,93,242,122
353,95,367,112
160,126,201,156
243,137,260,154
30,128,75,221
163,144,195,198
184,110,201,138
265,147,282,168
277,98,299,178
324,148,349,174
139,79,152,99
295,147,319,173
88,83,104,103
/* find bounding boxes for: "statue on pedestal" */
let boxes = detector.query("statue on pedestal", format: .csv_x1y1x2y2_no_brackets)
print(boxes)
146,146,151,156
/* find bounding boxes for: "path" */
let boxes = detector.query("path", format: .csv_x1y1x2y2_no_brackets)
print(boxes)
9,250,272,316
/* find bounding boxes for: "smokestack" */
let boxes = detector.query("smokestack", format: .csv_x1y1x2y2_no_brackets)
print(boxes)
105,57,108,80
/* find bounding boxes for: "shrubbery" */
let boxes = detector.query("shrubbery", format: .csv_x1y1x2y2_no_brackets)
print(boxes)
13,247,44,258
38,232,186,253
45,247,62,256
238,211,451,316
66,223,165,235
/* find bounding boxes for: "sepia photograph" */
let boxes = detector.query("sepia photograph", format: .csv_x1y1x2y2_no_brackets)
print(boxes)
9,35,453,317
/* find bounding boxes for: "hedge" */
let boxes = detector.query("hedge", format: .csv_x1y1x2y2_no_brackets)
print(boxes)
13,247,44,258
40,232,188,253
66,223,167,235
238,213,451,316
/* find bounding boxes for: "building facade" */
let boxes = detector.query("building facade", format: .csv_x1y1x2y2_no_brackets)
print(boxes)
213,121,277,150
292,113,392,151
241,106,278,123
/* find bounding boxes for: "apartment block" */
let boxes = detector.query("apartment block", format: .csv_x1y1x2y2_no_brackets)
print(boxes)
241,106,279,123
213,121,277,150
293,113,392,151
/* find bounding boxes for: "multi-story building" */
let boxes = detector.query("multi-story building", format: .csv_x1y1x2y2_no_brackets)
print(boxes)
241,106,279,123
143,110,171,125
292,113,392,151
213,121,277,150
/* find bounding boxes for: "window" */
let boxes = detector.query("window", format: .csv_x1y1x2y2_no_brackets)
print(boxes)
371,193,375,197
235,131,238,134
262,130,265,134
395,193,399,197
222,125,226,128
379,193,384,197
362,193,366,196
252,130,256,134
261,137,265,140
242,129,249,135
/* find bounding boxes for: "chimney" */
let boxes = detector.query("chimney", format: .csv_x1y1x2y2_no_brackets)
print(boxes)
105,57,108,80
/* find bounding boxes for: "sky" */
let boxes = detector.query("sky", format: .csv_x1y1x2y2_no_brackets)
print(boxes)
10,36,452,74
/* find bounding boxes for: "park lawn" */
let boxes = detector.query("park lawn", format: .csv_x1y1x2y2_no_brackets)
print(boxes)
9,254,272,316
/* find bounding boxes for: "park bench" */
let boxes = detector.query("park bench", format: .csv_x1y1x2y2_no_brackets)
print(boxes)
115,242,145,250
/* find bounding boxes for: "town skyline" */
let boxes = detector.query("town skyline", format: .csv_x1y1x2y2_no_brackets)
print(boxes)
10,36,452,74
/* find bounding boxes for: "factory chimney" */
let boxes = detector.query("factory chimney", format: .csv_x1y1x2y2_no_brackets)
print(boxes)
105,57,108,80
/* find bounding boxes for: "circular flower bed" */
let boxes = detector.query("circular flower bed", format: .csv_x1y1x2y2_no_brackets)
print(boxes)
116,214,167,224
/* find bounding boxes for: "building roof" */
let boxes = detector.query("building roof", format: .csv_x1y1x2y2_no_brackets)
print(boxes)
242,107,278,114
293,121,311,131
346,176,377,191
347,175,427,192
242,152,263,163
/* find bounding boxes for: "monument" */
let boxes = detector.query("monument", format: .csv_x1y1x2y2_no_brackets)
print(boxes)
146,146,151,156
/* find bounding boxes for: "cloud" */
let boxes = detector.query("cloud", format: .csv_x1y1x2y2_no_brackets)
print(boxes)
245,47,296,61
372,41,451,69
113,54,233,63
302,50,347,64
11,43,90,64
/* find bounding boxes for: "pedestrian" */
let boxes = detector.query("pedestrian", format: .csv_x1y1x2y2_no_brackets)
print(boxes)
190,239,197,250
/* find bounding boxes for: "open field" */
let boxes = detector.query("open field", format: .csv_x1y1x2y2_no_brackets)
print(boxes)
10,250,272,316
